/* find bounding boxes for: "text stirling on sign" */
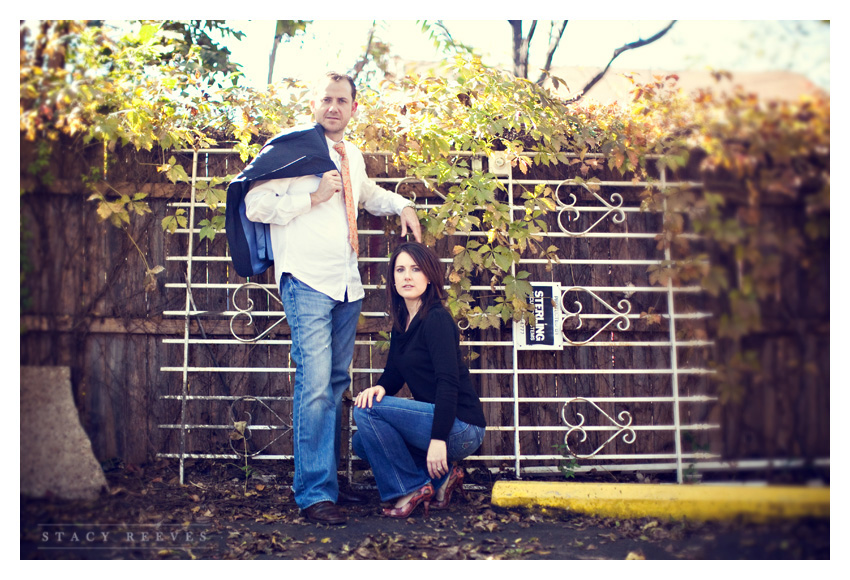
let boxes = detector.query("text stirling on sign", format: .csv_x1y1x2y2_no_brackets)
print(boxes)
514,282,563,350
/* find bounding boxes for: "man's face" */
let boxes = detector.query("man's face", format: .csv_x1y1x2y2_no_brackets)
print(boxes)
310,79,358,141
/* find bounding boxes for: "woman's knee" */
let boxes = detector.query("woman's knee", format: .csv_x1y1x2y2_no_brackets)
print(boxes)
353,395,393,419
352,404,368,424
351,398,395,436
352,404,380,432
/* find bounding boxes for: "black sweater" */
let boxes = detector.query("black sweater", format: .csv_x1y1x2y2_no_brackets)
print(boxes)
377,304,487,441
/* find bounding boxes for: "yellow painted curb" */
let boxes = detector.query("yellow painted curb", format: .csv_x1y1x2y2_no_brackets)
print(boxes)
491,481,829,521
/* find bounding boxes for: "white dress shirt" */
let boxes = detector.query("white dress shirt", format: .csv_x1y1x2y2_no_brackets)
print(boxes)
244,137,412,302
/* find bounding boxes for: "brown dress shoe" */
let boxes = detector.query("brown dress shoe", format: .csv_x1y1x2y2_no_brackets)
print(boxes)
301,501,346,525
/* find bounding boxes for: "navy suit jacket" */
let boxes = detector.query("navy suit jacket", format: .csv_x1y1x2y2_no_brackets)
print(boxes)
225,123,338,278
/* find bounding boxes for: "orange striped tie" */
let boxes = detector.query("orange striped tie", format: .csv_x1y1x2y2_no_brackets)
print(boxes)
333,141,359,254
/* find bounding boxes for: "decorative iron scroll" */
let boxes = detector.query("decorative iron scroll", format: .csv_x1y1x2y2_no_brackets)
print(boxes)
229,396,292,458
394,177,432,200
560,398,636,458
560,287,632,346
555,181,626,236
230,283,287,343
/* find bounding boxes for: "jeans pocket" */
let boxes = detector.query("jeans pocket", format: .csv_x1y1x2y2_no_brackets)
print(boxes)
447,423,484,460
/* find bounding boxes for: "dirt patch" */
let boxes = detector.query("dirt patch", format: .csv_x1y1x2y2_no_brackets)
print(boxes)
20,461,829,560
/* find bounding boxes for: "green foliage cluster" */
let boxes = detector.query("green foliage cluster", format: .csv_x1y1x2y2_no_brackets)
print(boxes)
355,62,714,329
21,22,830,397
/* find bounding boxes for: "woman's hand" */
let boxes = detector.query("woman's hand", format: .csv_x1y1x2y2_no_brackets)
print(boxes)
426,439,448,479
354,385,386,409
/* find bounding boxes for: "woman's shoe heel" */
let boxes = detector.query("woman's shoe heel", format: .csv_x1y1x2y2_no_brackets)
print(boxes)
432,466,465,511
382,483,434,519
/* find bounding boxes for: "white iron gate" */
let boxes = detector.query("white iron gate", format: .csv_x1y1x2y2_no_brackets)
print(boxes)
158,147,727,484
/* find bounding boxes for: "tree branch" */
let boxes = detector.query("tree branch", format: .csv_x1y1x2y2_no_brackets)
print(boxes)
523,20,538,72
268,21,289,85
351,21,377,82
267,21,311,85
268,36,280,85
564,20,677,104
536,20,568,85
509,20,523,77
509,20,537,79
418,20,477,56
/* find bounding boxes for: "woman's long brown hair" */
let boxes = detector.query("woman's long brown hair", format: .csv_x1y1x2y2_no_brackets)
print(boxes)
386,242,447,333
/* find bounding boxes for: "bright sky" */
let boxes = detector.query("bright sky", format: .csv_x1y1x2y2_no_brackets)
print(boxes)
225,20,830,92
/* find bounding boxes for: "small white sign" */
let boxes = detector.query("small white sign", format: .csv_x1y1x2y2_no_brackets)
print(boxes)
514,282,563,350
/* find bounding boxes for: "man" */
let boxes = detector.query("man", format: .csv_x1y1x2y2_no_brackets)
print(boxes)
244,72,421,524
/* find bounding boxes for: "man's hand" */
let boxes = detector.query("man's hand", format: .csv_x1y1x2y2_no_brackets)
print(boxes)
399,206,422,242
312,170,342,206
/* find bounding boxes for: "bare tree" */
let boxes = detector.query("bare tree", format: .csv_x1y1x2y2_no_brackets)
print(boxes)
508,20,538,79
563,20,677,103
425,20,677,103
509,20,569,82
509,19,676,100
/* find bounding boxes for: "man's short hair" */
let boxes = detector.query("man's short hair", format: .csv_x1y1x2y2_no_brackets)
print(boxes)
312,71,357,101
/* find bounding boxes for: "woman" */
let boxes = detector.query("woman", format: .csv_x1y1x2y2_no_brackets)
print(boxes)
352,242,487,518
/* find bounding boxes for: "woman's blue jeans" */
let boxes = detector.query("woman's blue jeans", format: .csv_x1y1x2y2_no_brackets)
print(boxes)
352,396,485,501
280,274,361,510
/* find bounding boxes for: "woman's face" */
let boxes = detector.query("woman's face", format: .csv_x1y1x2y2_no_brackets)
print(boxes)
393,251,429,303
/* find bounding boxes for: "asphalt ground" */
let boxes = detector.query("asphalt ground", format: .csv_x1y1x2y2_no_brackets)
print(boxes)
20,461,831,562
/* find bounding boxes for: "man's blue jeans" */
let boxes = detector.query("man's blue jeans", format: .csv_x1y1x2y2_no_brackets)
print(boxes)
280,274,361,510
352,396,486,501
